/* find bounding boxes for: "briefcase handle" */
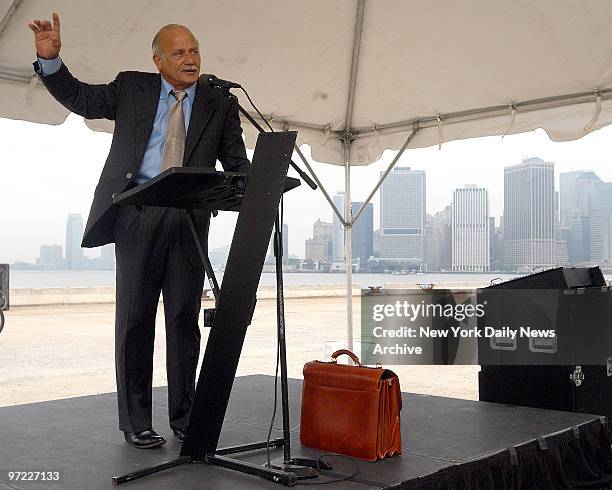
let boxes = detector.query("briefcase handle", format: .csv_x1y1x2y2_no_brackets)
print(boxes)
331,349,362,366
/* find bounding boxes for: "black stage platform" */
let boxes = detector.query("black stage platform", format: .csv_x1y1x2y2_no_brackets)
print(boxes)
1,375,611,489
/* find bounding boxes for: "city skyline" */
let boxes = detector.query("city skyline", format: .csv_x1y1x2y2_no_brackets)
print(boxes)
3,114,612,264
10,150,612,267
20,214,116,271
11,153,612,273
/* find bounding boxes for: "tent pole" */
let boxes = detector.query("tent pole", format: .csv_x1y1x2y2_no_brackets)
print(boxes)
340,0,365,352
343,139,354,352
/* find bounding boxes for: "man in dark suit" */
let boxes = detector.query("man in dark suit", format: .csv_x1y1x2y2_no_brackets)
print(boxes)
29,13,250,448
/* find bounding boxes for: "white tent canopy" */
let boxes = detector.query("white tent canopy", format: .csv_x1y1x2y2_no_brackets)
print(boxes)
3,0,612,162
2,0,612,345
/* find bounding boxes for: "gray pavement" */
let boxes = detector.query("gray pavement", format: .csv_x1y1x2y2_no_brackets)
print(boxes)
0,297,479,407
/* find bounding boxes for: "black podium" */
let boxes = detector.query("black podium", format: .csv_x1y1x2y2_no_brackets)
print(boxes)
112,132,306,486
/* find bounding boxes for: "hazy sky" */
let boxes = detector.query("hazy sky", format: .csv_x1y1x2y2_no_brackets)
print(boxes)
1,113,612,264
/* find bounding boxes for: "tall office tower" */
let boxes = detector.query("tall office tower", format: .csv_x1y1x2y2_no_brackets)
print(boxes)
503,158,555,270
424,215,439,272
560,170,584,226
332,192,345,258
65,214,84,270
560,170,601,261
490,221,504,271
380,167,426,269
576,171,603,217
351,202,373,270
429,206,452,271
590,182,612,267
452,185,490,272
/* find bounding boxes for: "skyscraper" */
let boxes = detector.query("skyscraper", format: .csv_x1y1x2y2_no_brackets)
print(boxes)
452,185,490,272
351,202,374,269
503,158,555,270
590,182,612,267
332,192,345,258
489,217,504,271
424,214,438,272
65,214,84,270
427,206,452,271
560,170,601,263
379,167,426,269
576,171,603,217
560,170,583,226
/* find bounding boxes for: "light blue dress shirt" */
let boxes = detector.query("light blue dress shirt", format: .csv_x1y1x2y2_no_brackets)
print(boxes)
38,57,196,184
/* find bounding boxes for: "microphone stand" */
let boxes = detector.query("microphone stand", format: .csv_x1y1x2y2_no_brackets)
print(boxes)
217,87,325,478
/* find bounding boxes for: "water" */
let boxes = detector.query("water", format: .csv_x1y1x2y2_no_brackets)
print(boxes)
9,270,527,289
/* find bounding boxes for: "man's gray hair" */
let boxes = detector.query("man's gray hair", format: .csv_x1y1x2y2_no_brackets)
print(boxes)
152,24,197,57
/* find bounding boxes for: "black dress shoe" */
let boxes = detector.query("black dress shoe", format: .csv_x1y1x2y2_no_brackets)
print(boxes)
172,428,186,443
124,429,167,449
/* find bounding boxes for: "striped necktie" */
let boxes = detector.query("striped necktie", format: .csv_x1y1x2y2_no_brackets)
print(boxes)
161,89,187,172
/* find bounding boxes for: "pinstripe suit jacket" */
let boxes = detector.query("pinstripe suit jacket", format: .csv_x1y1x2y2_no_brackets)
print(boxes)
38,63,250,248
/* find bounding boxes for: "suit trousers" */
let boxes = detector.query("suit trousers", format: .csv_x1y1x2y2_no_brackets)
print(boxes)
113,204,208,433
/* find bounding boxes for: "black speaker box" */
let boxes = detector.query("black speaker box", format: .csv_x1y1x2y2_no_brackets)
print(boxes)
478,267,612,420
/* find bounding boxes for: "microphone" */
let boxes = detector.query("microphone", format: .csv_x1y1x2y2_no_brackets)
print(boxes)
203,73,242,90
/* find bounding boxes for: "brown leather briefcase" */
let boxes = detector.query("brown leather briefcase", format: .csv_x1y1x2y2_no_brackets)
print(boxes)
300,349,402,461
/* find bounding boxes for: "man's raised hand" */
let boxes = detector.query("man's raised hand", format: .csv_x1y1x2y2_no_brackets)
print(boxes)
28,12,61,60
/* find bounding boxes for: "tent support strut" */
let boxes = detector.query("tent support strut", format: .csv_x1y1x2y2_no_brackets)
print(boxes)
351,126,419,226
294,145,347,226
